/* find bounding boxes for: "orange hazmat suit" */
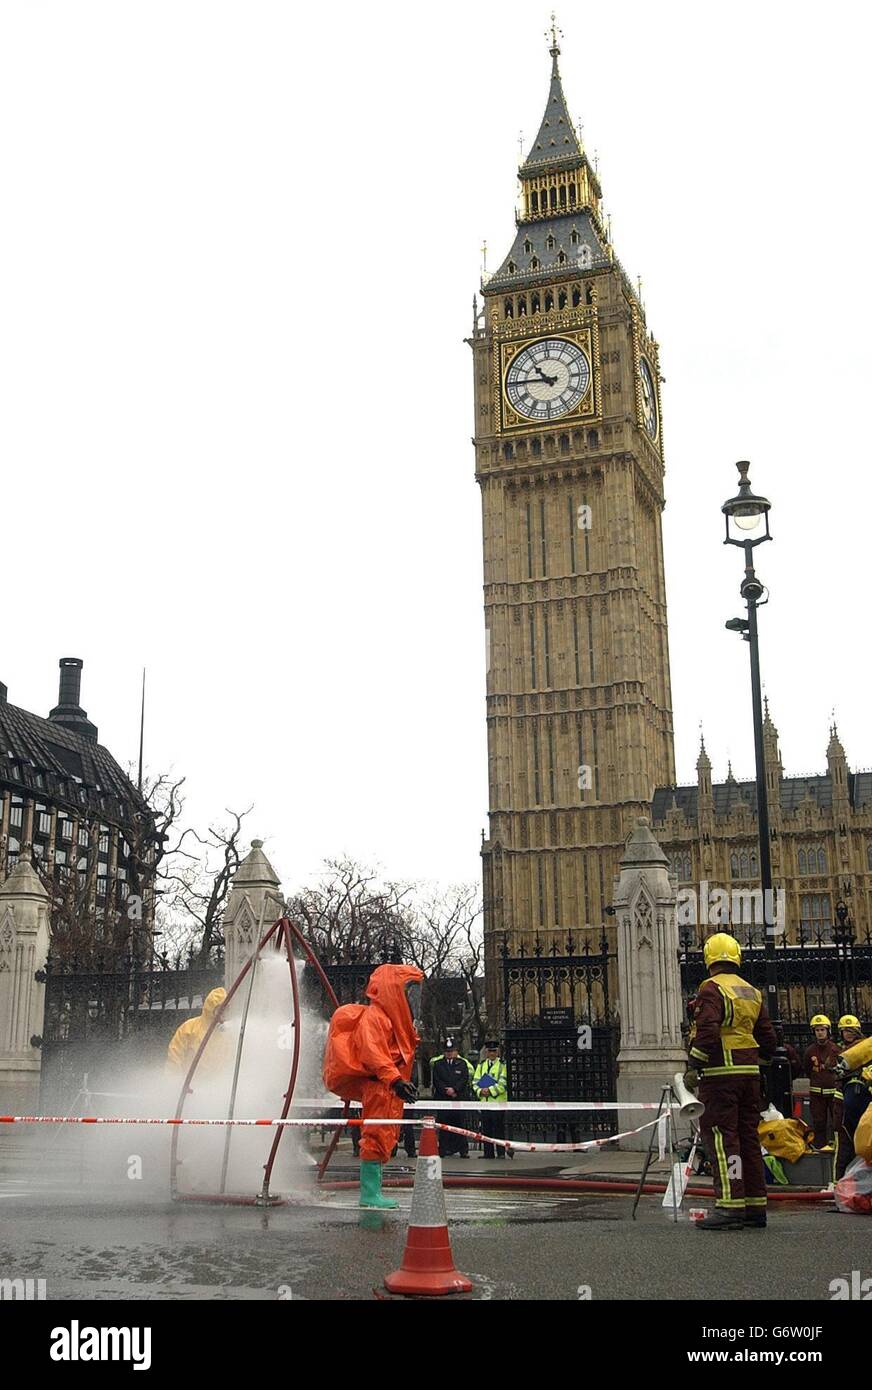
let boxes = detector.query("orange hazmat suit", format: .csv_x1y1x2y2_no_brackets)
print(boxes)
323,963,423,1162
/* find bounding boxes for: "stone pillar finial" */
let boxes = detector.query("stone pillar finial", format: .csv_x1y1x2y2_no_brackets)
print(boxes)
223,839,284,990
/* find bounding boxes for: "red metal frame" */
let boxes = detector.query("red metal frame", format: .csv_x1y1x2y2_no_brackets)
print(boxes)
170,916,343,1204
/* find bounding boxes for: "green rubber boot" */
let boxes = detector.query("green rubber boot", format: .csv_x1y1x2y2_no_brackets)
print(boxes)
359,1159,399,1209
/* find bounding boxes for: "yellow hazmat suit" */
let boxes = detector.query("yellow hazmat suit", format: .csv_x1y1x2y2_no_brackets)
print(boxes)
166,987,229,1076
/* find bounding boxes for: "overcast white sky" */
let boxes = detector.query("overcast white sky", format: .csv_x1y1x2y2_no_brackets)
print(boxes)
2,2,871,896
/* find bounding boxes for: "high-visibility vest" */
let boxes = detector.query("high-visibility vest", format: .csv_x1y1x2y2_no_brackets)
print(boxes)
690,972,763,1076
472,1058,508,1102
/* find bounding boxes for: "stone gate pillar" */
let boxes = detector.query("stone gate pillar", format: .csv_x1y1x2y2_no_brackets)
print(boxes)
223,840,284,991
614,818,687,1149
0,859,51,1113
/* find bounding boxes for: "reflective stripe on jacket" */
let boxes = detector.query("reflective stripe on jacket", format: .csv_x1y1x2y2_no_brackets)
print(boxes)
688,972,777,1077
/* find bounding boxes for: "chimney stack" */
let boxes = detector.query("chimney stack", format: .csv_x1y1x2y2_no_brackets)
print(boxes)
48,657,98,742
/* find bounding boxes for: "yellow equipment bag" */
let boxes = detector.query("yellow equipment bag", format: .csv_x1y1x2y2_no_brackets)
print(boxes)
757,1116,814,1163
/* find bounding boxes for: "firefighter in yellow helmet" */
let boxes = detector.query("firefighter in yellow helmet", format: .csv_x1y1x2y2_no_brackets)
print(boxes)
803,1014,840,1149
687,933,777,1229
166,987,229,1076
833,1017,872,1182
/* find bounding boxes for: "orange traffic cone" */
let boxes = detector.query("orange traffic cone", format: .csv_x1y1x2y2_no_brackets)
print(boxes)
384,1116,472,1296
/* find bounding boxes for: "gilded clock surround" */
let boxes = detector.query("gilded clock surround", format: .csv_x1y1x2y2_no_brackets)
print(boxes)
499,326,597,432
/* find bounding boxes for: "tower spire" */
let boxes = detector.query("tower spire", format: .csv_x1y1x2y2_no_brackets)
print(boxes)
547,12,563,74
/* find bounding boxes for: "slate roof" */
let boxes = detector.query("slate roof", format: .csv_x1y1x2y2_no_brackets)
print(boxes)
651,773,872,824
520,52,584,173
488,211,610,291
0,699,148,825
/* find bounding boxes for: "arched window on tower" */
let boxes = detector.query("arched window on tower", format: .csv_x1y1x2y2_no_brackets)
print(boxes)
572,286,581,307
559,434,570,454
546,234,555,250
559,185,567,207
518,296,527,316
531,257,540,270
558,250,566,265
570,229,579,245
531,191,539,214
503,442,514,460
508,261,517,275
587,429,599,448
531,438,542,457
585,283,594,305
569,183,577,205
549,186,557,209
531,292,540,313
558,289,567,309
504,298,514,319
524,238,533,254
544,290,554,311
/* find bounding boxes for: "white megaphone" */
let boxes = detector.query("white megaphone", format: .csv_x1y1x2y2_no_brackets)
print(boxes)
673,1071,705,1120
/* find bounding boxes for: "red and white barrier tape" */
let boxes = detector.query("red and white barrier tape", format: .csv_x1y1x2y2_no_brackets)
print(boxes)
431,1116,662,1153
0,1112,664,1148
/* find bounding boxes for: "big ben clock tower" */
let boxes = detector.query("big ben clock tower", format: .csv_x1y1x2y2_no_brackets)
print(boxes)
472,28,676,1001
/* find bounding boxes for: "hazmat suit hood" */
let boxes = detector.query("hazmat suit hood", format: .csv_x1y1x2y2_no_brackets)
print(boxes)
202,987,227,1020
365,963,423,1062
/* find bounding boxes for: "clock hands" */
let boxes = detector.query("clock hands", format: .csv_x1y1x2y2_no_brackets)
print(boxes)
532,363,559,386
512,364,559,388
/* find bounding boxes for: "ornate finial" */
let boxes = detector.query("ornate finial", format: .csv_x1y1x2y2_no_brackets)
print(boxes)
518,130,525,157
763,694,770,720
547,12,563,73
577,119,584,148
636,275,643,301
480,239,488,275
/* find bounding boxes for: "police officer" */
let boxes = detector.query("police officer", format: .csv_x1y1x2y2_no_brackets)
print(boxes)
687,933,777,1230
473,1039,510,1160
803,1014,840,1149
430,1037,474,1157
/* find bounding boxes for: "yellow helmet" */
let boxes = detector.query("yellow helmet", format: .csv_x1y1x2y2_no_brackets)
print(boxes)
838,1014,861,1031
703,933,742,968
810,1014,831,1029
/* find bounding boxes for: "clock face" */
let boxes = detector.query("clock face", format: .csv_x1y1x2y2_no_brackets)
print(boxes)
640,357,658,440
504,337,591,421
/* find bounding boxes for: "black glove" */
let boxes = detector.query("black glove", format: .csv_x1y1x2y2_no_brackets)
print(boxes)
391,1079,418,1103
684,1068,700,1090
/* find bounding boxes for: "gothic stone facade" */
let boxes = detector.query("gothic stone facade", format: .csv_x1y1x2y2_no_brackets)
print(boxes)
653,716,872,946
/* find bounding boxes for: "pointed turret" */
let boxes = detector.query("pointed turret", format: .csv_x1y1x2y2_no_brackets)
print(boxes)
762,696,783,825
520,28,586,175
827,720,850,816
488,30,609,292
696,733,712,805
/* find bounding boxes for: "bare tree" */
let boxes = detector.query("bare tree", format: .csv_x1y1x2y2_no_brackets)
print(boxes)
287,855,415,963
158,806,252,961
288,857,483,1054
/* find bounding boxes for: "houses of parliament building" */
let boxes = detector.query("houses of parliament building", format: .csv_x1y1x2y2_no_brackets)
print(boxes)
472,30,872,980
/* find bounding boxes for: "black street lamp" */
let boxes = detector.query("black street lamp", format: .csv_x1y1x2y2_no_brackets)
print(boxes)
722,461,791,1112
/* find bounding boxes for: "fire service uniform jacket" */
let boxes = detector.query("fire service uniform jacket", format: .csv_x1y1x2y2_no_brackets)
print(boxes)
688,973,777,1211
